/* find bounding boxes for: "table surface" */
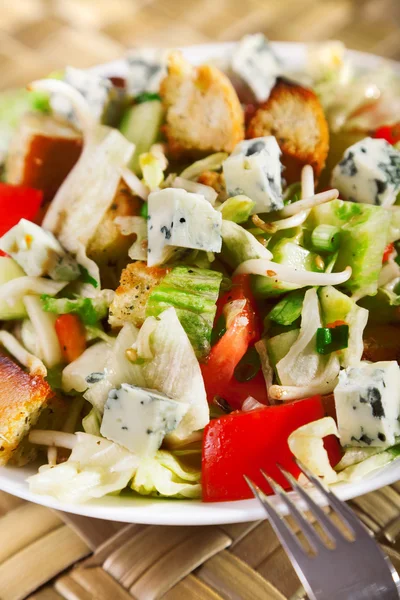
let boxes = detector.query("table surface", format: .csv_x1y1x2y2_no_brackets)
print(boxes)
1,0,400,90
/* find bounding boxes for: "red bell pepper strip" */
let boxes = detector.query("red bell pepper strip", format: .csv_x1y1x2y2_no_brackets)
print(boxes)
373,124,400,145
202,395,342,502
55,314,86,363
0,182,43,236
201,274,267,409
382,243,394,264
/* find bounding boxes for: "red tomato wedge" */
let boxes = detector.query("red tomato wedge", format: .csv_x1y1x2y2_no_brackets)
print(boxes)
55,314,86,363
382,243,394,264
0,183,43,236
202,395,342,502
201,274,267,409
373,124,400,145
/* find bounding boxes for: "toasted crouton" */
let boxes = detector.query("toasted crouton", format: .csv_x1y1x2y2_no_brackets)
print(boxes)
87,179,141,265
363,324,400,364
0,353,54,466
109,262,168,328
197,170,226,196
86,179,142,288
160,52,244,158
246,78,329,183
5,112,82,204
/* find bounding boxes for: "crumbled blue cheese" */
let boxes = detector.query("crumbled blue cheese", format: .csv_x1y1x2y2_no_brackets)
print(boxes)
51,67,124,126
100,383,189,457
125,48,167,96
0,219,79,281
331,137,400,206
223,136,284,213
147,188,222,266
231,34,281,102
334,361,400,447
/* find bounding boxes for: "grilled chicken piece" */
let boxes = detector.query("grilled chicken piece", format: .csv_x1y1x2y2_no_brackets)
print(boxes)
246,78,329,184
5,112,82,204
0,353,54,466
160,51,244,158
109,261,168,328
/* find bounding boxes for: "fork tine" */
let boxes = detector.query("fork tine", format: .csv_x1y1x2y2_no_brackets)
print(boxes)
277,464,348,544
259,469,327,553
244,475,307,555
245,475,318,600
294,459,367,537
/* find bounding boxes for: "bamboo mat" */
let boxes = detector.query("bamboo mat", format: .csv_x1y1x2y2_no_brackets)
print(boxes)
1,0,400,91
0,485,397,600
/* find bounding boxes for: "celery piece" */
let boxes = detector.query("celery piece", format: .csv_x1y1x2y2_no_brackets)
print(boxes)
120,100,164,174
146,266,222,358
0,256,27,319
311,224,340,252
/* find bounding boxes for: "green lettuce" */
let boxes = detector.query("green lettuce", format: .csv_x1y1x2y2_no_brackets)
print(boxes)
131,450,201,498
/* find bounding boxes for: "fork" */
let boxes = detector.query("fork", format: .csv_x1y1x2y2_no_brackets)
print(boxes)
245,461,400,600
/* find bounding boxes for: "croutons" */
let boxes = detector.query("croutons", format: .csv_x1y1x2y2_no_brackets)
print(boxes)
0,353,54,466
5,112,82,204
197,170,226,197
87,179,141,266
87,179,142,289
109,262,167,328
246,78,329,183
363,324,400,364
160,52,244,158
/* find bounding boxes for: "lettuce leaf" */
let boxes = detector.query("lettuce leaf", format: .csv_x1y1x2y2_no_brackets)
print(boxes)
28,433,138,503
131,450,201,498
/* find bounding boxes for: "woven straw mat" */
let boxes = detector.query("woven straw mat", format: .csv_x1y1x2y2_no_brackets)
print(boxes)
0,486,397,600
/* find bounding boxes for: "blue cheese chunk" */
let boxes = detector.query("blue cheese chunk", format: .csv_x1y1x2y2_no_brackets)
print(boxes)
332,137,400,206
0,219,79,281
51,67,124,126
100,383,189,457
223,136,284,213
147,188,222,266
334,361,400,447
125,48,167,96
231,34,281,102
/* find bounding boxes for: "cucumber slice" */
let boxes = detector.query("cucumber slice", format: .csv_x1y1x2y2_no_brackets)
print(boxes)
310,199,391,297
0,257,27,319
252,239,322,298
120,100,164,174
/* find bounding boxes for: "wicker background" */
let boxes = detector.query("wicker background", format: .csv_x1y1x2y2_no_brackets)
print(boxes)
0,484,398,600
1,0,400,91
1,1,400,599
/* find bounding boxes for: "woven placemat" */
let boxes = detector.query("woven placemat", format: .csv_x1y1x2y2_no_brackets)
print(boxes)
0,486,398,600
1,0,400,91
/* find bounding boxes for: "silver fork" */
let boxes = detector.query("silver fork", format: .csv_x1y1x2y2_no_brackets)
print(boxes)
245,461,400,600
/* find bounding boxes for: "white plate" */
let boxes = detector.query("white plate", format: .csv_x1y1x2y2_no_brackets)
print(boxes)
1,41,400,526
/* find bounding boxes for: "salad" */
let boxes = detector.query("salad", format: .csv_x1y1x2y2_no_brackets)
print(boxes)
1,35,400,504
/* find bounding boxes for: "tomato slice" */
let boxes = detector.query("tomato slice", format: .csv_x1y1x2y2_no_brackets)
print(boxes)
0,182,43,236
201,274,266,409
202,395,342,502
373,124,400,145
55,314,86,363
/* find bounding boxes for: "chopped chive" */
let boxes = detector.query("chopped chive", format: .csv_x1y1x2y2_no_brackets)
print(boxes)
311,224,341,252
316,324,349,355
